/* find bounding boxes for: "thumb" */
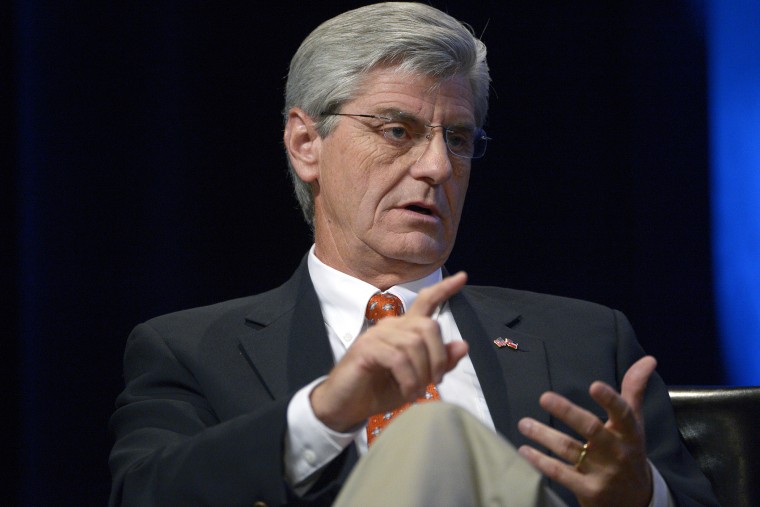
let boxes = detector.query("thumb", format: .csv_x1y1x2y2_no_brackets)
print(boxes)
444,341,469,372
621,355,658,416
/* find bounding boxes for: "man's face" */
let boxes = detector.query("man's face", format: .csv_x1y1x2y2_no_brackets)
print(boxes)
311,67,475,284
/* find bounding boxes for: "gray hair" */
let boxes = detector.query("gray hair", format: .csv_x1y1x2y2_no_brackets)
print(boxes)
284,2,490,227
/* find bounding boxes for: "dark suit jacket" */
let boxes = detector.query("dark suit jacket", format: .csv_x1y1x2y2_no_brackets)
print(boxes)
109,257,718,506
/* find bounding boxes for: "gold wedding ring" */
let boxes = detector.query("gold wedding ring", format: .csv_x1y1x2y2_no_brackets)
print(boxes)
574,441,590,469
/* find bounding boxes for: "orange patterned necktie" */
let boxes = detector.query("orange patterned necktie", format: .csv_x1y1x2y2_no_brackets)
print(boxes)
364,292,440,446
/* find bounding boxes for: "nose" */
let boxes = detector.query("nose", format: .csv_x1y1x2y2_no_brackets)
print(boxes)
409,127,453,185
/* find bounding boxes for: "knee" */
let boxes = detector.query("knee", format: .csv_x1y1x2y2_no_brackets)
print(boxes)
400,402,471,426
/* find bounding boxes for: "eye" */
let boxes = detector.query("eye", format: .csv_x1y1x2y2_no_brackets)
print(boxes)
445,129,474,154
379,123,414,146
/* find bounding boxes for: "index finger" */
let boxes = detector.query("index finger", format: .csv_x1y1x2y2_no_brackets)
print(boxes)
406,271,467,317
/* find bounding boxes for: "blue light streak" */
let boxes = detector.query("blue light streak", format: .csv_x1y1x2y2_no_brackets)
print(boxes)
708,0,760,384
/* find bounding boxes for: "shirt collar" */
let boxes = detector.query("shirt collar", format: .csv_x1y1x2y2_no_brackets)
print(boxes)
306,245,443,343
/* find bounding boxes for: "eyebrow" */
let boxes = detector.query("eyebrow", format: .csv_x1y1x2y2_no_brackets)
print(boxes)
373,109,421,123
373,108,476,130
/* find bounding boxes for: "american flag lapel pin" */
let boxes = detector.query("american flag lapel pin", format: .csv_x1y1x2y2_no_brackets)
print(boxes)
493,337,519,350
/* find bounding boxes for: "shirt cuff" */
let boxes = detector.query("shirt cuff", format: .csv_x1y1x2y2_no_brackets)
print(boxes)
648,460,675,507
284,376,360,489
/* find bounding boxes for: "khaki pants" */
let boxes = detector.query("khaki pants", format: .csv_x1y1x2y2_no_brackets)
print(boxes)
334,403,568,507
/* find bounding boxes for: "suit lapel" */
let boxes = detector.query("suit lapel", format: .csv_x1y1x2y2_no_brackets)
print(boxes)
238,258,335,400
451,287,551,447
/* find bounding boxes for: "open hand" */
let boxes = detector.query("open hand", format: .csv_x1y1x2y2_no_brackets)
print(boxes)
517,356,657,507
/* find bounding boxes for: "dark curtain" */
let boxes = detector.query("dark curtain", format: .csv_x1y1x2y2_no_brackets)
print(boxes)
5,1,721,505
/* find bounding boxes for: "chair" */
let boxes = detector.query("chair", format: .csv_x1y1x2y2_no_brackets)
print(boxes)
669,386,760,507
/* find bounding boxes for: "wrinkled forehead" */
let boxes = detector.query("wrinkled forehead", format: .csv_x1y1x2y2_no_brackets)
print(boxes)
348,67,476,121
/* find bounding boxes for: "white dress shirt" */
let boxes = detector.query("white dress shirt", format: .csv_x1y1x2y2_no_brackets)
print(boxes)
283,245,672,506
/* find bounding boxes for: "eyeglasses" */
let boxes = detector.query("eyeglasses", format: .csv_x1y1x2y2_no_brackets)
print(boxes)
321,112,489,159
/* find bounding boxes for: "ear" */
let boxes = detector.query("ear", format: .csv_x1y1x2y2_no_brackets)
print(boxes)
283,107,322,183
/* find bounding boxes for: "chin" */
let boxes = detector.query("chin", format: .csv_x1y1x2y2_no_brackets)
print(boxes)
384,237,452,267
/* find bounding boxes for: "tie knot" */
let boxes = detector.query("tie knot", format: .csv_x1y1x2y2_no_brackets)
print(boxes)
366,292,404,325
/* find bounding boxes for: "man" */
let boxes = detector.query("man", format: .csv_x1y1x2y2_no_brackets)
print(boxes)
109,3,718,506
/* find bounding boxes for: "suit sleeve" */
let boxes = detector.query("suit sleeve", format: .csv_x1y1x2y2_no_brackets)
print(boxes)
108,322,345,507
612,310,720,507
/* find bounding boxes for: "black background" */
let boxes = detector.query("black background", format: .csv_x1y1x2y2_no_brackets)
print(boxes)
4,1,720,505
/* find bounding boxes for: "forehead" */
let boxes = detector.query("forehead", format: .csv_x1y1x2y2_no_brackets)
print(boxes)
346,68,476,124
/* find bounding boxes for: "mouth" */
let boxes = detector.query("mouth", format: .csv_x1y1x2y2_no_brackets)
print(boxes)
405,204,434,216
